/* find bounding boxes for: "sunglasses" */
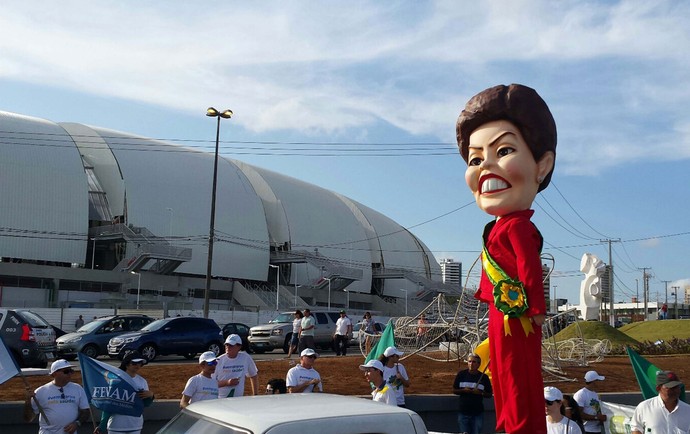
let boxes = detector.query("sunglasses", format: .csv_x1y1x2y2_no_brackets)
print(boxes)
545,399,560,406
305,355,316,359
206,360,218,366
59,387,65,399
60,368,74,375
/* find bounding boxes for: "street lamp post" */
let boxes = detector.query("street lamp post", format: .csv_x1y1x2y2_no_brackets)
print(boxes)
323,277,332,310
203,107,233,319
269,264,280,311
131,271,141,309
91,238,96,270
399,289,408,316
672,286,680,319
166,207,173,239
344,289,349,309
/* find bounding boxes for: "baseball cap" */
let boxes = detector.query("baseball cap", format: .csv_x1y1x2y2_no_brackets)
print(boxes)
544,386,563,401
224,334,242,346
584,370,605,382
198,351,217,364
300,348,319,358
359,359,384,372
340,310,346,314
122,350,147,365
656,370,683,388
50,359,75,374
383,346,403,357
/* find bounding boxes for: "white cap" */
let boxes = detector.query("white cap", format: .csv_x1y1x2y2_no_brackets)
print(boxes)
50,359,74,375
359,359,384,372
300,348,319,358
224,334,243,346
198,351,217,364
584,370,605,382
383,346,403,357
544,386,563,401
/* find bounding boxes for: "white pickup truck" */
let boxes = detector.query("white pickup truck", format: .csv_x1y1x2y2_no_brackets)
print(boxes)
156,393,432,434
248,310,343,353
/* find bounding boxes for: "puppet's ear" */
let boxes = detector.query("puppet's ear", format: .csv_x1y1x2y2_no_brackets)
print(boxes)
536,151,555,181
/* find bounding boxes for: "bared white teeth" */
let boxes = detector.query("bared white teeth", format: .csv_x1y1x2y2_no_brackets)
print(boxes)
481,178,508,193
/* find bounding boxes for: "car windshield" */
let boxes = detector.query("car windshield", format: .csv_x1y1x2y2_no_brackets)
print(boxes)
17,310,51,327
77,319,109,333
269,313,294,323
139,318,171,332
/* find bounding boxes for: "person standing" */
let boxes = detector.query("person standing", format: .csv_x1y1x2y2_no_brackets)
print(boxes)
23,359,90,434
215,334,259,398
573,370,607,434
74,315,84,330
562,394,586,434
96,350,154,434
453,353,493,434
333,310,352,356
361,312,375,355
630,370,690,434
287,310,303,359
286,348,322,393
379,346,410,407
545,386,582,434
359,359,396,406
180,352,219,408
416,314,429,347
298,309,316,352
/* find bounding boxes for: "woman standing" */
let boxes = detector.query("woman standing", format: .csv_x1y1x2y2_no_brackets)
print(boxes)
96,350,154,434
361,312,374,355
287,310,303,359
544,387,582,434
378,346,410,407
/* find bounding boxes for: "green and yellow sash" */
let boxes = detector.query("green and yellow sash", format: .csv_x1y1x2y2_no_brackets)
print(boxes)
482,239,534,337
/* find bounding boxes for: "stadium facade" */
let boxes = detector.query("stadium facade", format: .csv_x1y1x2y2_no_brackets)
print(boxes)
0,111,448,315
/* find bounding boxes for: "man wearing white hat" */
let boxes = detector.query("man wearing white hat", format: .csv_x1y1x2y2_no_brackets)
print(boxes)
23,359,90,434
360,359,396,406
545,386,582,434
286,348,322,393
573,370,606,434
180,351,219,408
215,334,259,398
380,346,410,407
630,370,690,434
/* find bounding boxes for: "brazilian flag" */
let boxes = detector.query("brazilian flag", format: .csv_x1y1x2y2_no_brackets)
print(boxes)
626,347,686,402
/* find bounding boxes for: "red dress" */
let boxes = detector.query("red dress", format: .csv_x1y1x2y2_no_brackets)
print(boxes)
475,209,547,434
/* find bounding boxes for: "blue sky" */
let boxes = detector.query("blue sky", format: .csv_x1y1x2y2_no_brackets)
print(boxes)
1,1,688,305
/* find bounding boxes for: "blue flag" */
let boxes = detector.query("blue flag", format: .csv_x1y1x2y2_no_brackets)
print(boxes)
0,336,21,385
78,354,144,417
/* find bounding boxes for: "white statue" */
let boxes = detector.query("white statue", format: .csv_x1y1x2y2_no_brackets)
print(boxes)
580,253,606,320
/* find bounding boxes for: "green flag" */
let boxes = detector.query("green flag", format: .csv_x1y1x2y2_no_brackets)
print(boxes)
365,321,395,362
626,347,686,402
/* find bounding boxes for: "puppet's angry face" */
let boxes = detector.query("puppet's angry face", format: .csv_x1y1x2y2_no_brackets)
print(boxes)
465,120,547,217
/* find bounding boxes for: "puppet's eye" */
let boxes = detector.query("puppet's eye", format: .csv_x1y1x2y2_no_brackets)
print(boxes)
497,146,515,157
468,157,482,166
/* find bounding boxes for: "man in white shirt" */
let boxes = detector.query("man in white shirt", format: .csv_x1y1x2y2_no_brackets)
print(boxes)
333,310,353,356
631,370,690,434
181,351,219,408
215,334,259,398
23,359,90,434
359,359,396,406
286,348,322,393
298,309,316,352
573,370,607,434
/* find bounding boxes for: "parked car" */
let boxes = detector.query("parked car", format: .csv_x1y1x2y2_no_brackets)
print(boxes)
221,322,251,352
352,320,384,346
107,316,223,362
0,309,56,368
249,311,341,354
156,393,428,434
56,314,153,360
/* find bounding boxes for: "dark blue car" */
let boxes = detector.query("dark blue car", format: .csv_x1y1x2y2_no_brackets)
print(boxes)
107,316,222,362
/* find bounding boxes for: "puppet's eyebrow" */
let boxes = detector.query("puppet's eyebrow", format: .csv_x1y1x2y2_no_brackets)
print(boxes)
468,131,515,151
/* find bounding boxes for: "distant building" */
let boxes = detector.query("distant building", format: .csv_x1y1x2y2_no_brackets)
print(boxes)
439,258,461,289
542,263,551,309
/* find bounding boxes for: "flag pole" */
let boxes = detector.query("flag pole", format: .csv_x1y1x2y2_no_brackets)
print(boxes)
20,373,51,425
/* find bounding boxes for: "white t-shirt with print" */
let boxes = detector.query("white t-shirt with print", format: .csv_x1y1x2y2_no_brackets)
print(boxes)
31,381,89,434
574,387,603,432
214,352,258,398
382,363,409,405
546,416,583,434
182,374,218,403
285,364,322,392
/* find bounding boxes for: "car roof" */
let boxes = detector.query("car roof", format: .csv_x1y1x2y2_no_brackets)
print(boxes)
183,393,417,432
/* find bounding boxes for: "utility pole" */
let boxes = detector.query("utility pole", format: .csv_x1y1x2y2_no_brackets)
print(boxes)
601,239,621,326
635,279,639,322
639,268,650,321
662,280,671,307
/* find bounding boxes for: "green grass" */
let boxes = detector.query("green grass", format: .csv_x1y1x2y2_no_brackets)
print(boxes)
619,319,690,342
553,320,640,347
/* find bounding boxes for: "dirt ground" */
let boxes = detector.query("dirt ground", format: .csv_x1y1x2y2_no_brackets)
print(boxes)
2,353,687,401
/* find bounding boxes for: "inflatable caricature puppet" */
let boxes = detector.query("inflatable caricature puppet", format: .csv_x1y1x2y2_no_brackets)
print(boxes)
457,84,556,434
